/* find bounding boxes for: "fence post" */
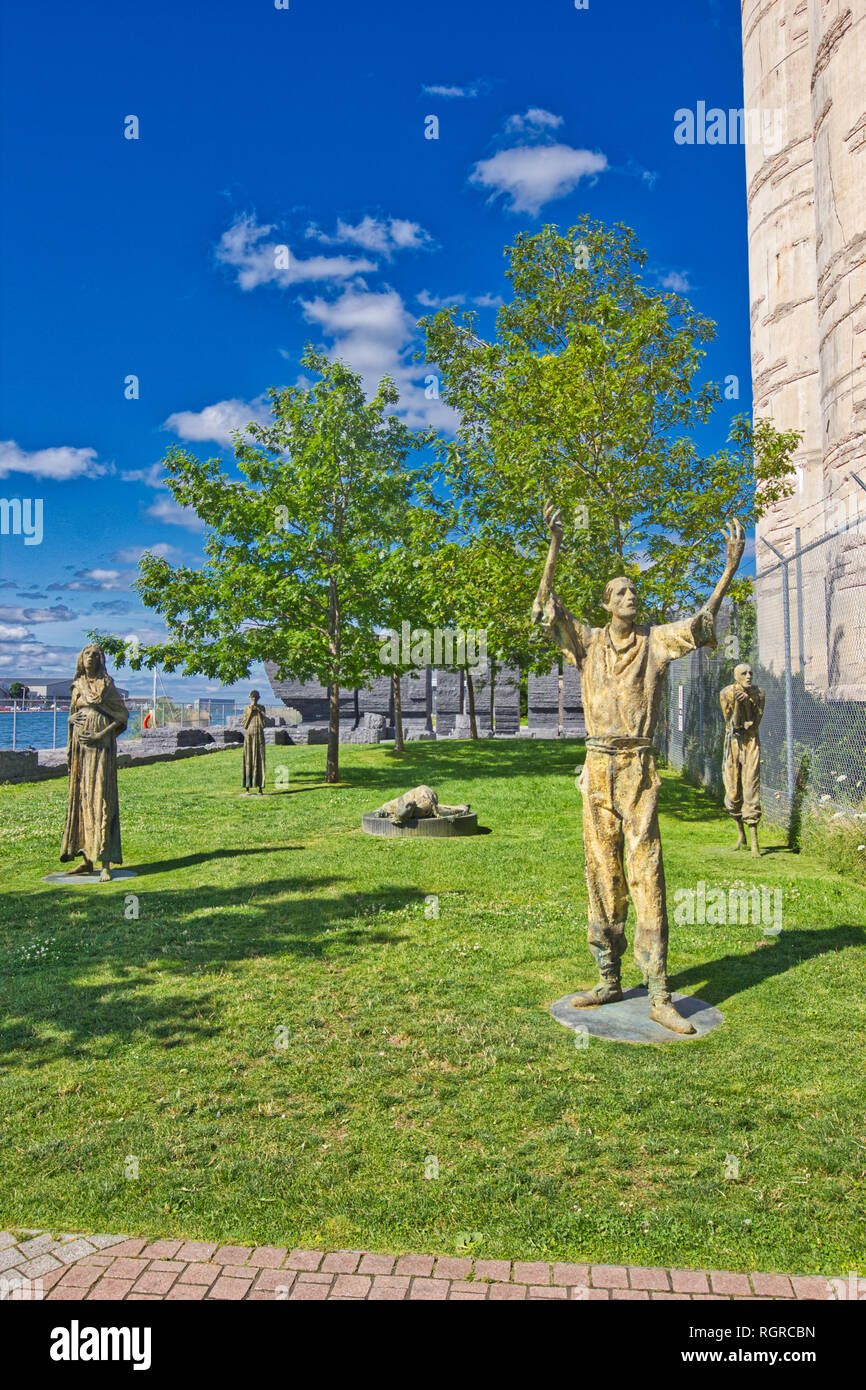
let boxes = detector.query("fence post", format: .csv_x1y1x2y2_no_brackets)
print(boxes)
697,646,704,769
53,699,58,749
782,564,795,804
761,537,796,806
794,526,805,675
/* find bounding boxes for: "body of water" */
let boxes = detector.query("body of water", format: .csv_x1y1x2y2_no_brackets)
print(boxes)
0,710,141,751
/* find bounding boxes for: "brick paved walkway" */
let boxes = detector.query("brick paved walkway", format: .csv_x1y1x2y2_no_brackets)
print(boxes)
0,1230,838,1301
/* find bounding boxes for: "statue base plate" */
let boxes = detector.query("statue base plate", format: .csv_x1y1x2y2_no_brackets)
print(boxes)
42,870,138,886
551,987,723,1044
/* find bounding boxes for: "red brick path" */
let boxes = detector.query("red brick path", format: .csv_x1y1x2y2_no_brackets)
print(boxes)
0,1230,840,1301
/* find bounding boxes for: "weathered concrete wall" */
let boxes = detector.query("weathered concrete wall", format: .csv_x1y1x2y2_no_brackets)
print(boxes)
561,663,585,737
400,669,432,731
469,667,493,733
810,0,866,696
528,667,560,733
434,670,462,735
493,664,521,734
743,0,826,683
743,0,866,692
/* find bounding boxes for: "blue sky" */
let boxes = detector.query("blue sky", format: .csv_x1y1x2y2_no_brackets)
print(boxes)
0,0,752,700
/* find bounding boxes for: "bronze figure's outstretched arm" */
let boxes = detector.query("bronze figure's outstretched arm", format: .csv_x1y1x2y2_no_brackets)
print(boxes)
531,502,564,625
704,517,746,619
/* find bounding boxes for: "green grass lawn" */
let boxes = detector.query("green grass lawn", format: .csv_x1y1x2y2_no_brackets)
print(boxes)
1,739,863,1274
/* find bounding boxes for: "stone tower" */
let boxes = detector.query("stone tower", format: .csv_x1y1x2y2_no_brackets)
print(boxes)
742,0,866,694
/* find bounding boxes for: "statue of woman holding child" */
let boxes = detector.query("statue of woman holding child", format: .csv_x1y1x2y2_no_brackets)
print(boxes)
60,644,129,881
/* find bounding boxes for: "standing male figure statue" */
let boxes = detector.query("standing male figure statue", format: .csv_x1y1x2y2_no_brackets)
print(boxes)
720,664,764,855
532,504,745,1034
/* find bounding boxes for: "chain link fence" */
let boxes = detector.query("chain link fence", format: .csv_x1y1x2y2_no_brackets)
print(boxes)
657,509,866,842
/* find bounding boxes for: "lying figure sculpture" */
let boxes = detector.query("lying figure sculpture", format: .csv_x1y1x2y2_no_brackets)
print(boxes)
374,785,470,826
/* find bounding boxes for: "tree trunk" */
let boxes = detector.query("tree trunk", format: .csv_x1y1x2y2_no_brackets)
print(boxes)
466,669,478,739
326,681,340,783
326,572,341,783
393,673,405,754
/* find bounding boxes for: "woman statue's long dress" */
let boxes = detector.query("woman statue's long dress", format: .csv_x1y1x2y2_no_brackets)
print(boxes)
60,645,129,881
242,691,266,793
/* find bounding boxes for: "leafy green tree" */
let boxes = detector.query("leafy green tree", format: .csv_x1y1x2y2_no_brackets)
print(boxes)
428,535,543,738
422,218,800,625
93,351,434,783
373,502,451,753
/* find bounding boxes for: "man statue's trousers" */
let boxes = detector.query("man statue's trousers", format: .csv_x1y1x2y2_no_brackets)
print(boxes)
577,743,669,991
722,728,761,825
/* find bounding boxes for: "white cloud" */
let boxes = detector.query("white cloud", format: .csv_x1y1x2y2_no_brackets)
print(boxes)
0,440,107,481
660,270,692,293
504,108,564,136
163,395,272,447
472,292,504,308
0,605,77,623
301,288,416,375
306,216,433,259
416,289,466,309
0,638,110,679
300,287,457,431
121,463,165,487
216,213,375,291
470,143,608,215
422,82,482,99
0,624,32,640
145,495,207,532
113,542,180,563
84,568,122,584
47,568,129,593
416,288,504,310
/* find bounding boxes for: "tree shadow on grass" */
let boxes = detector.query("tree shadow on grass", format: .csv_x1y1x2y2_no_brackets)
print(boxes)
669,924,866,1008
290,738,588,793
0,876,425,1066
136,845,302,876
657,776,725,823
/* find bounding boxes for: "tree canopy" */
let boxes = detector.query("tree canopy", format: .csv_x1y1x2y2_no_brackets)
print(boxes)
93,350,435,782
422,218,800,624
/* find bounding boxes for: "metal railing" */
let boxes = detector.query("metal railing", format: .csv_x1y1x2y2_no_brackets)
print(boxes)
0,698,241,750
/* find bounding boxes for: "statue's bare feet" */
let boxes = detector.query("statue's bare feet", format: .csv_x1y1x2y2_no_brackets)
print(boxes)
649,995,696,1035
99,865,112,882
70,859,94,875
749,826,760,857
571,980,623,1008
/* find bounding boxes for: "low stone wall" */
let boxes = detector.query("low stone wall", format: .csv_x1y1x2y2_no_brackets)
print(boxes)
2,720,582,786
0,727,243,785
0,749,39,784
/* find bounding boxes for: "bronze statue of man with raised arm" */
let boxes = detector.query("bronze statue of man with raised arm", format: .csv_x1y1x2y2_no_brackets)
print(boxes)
532,505,745,1034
